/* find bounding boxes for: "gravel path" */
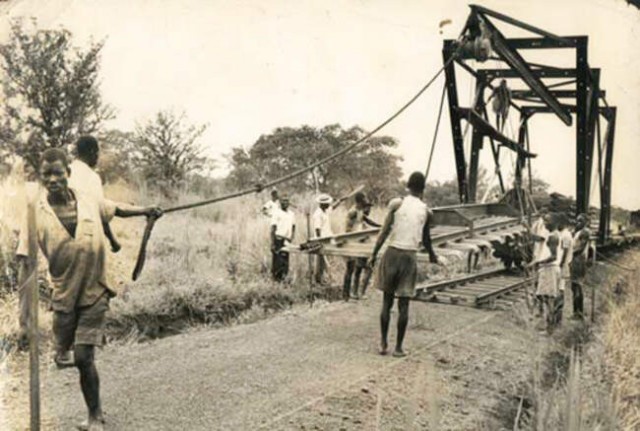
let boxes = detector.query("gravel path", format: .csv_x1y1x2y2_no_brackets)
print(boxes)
5,293,538,430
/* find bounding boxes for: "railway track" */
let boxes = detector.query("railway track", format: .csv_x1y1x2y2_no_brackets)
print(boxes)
414,267,534,309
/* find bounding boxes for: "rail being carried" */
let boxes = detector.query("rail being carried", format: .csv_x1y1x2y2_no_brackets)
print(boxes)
289,202,529,262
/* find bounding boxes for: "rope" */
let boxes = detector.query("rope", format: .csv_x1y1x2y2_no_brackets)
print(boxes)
163,52,459,215
425,82,447,182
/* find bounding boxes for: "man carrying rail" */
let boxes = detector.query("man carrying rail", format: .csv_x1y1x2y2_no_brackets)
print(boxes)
343,193,380,300
312,193,346,284
368,173,438,357
17,149,162,431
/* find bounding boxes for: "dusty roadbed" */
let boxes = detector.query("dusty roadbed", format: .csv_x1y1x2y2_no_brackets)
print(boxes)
4,292,544,430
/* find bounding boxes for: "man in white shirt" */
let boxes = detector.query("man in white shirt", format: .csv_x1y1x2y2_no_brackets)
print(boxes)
68,136,121,253
558,214,574,322
312,193,348,284
270,196,296,281
368,172,438,357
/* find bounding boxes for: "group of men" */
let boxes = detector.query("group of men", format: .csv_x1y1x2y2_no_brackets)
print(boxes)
263,187,382,300
17,136,162,430
529,211,591,332
263,172,439,357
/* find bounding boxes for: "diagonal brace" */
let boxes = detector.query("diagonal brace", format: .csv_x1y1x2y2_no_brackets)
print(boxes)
479,15,572,126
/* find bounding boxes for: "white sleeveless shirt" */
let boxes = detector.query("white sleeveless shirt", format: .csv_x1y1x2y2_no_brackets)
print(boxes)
388,196,428,251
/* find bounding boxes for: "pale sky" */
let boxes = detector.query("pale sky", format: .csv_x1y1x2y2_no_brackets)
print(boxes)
1,0,639,208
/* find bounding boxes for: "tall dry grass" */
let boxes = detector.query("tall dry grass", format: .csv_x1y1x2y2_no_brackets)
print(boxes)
603,252,640,429
1,170,473,347
507,249,639,431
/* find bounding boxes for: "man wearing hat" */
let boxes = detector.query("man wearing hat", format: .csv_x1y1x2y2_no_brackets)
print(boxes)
270,195,296,281
312,193,346,284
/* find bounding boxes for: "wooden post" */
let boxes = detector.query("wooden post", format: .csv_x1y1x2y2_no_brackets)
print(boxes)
27,191,40,430
590,282,596,324
305,211,314,306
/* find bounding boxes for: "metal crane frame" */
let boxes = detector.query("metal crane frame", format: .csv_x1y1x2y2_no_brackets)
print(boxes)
442,5,616,244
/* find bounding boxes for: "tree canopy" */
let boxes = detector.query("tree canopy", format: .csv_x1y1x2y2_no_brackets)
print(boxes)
128,110,210,194
0,19,114,169
226,124,404,203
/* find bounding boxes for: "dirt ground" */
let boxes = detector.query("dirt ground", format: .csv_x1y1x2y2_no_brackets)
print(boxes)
3,292,542,430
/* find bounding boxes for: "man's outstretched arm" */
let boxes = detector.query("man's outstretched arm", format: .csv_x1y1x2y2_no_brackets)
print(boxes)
363,215,381,228
114,205,163,218
422,216,438,263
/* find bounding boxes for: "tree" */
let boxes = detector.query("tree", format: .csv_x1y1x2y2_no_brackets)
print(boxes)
96,129,137,185
0,19,114,169
226,124,404,203
129,110,210,193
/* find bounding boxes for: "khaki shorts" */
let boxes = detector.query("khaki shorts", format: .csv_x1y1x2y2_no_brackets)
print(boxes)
376,247,418,298
53,294,109,349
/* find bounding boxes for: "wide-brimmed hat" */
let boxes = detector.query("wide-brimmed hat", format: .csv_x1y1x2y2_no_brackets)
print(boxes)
315,193,333,204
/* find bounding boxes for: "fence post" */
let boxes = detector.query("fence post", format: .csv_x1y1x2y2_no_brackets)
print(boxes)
27,189,40,431
305,211,314,306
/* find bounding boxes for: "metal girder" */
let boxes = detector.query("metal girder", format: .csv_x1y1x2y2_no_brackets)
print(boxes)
479,15,572,125
515,114,529,190
469,5,572,45
600,108,616,243
575,37,590,214
521,105,615,116
505,37,579,50
480,106,506,194
468,79,486,202
478,68,579,79
511,89,605,99
443,41,468,203
584,69,601,214
454,107,537,158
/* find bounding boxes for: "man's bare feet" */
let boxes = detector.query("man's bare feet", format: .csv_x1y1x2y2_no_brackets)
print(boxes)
77,415,105,431
54,350,75,369
379,342,389,356
392,349,407,358
110,238,121,253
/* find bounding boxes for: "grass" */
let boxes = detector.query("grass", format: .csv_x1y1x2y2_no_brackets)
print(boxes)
1,175,470,350
497,249,639,431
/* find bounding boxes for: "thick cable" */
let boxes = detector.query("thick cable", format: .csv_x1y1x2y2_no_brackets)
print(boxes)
164,52,459,215
425,82,447,181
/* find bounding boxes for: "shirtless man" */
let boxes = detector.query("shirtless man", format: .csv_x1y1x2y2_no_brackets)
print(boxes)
343,192,380,300
368,173,438,357
17,148,162,430
570,214,591,319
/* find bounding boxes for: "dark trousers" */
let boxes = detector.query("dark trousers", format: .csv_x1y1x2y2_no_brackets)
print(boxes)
343,258,368,299
343,259,357,299
315,255,326,284
571,281,584,318
272,238,289,282
551,293,564,327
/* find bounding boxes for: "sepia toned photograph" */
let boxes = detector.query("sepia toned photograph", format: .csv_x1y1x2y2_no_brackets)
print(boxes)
0,0,639,429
